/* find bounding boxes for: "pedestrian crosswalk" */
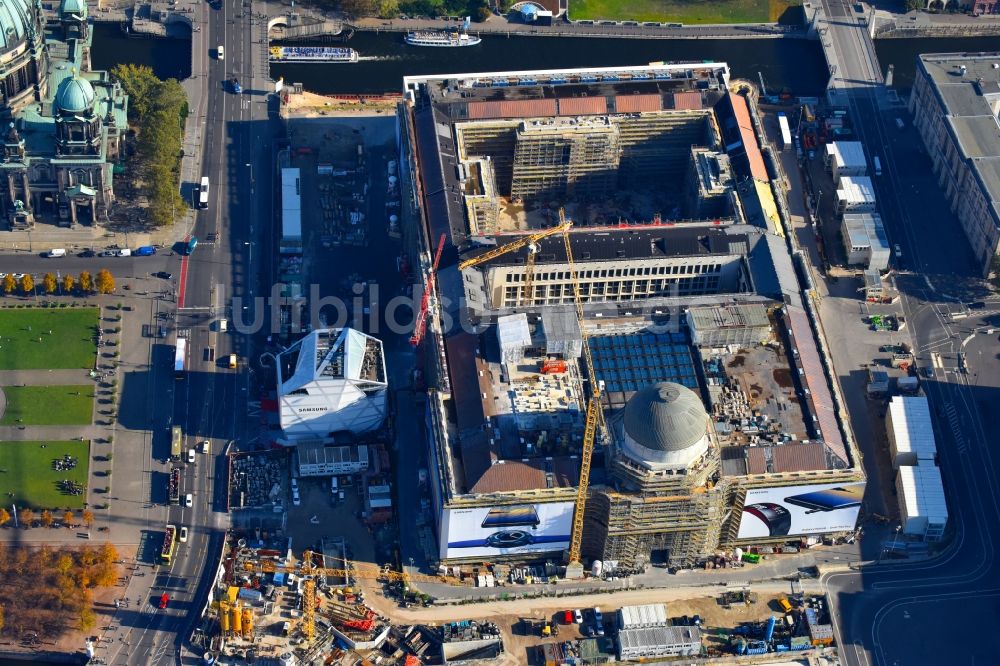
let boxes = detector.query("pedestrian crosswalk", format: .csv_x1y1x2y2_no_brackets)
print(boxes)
942,401,966,454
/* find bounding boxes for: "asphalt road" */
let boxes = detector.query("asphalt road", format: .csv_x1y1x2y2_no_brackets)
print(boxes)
93,0,279,661
811,3,1000,660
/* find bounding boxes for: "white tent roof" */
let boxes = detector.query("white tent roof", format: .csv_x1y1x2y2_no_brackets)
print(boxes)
897,464,948,523
888,396,937,459
618,604,668,629
837,176,876,204
826,141,867,170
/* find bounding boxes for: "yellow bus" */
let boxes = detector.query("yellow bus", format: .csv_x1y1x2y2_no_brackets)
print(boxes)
161,525,178,565
171,426,183,460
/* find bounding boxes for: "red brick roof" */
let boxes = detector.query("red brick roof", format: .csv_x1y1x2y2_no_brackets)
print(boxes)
466,99,559,120
672,91,703,110
729,94,769,182
614,94,662,113
557,96,609,116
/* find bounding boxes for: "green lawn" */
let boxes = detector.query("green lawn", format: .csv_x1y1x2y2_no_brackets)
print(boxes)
0,440,89,509
0,307,99,370
0,386,94,425
569,0,798,24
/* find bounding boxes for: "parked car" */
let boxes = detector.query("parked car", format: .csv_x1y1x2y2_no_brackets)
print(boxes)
77,249,95,258
574,609,583,624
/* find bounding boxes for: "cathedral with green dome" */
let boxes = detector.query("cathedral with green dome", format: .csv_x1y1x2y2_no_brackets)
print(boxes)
0,0,128,229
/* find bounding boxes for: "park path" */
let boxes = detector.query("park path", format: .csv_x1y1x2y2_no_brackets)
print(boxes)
0,369,99,386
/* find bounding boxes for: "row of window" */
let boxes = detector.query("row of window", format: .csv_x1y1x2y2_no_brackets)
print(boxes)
503,263,724,283
501,276,720,306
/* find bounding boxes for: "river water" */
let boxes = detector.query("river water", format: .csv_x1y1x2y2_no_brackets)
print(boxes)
89,23,1000,97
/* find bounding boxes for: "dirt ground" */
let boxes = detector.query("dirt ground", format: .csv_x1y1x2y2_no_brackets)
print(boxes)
284,90,399,118
357,580,803,666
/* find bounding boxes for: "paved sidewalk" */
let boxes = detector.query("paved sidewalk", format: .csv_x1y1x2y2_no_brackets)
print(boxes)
0,369,102,386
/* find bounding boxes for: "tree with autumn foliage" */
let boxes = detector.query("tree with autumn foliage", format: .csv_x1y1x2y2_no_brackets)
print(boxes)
18,507,33,528
40,510,54,528
62,510,74,527
19,273,33,295
0,508,9,527
78,271,93,293
81,509,94,528
95,269,115,294
62,274,75,294
42,272,57,294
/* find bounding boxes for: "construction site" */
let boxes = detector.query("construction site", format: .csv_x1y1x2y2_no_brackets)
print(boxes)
401,62,866,573
194,533,486,664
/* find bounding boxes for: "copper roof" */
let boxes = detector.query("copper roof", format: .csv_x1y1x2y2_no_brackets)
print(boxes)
614,94,662,113
471,461,546,493
771,442,828,473
557,96,609,116
729,94,769,182
672,91,703,110
746,446,768,475
469,457,580,493
466,99,558,120
784,306,849,466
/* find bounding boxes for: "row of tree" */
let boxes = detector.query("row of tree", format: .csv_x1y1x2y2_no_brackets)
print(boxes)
0,542,119,637
337,0,495,20
111,64,188,227
1,270,115,296
0,507,94,529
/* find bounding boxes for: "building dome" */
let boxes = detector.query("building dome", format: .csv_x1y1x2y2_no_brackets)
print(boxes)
59,0,87,17
620,382,709,469
55,74,96,114
0,0,33,53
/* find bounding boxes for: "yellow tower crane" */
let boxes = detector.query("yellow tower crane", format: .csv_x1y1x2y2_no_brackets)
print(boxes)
558,207,605,573
458,221,572,307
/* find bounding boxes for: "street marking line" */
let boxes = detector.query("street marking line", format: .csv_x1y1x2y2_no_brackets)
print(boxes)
178,251,190,309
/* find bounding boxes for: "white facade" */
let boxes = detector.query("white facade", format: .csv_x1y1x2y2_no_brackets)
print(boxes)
617,626,701,660
886,396,938,468
910,55,1000,278
835,176,876,216
896,464,948,541
277,328,388,441
841,213,890,270
825,141,868,182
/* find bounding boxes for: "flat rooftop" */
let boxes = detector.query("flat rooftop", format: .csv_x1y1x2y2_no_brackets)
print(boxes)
407,64,731,253
445,332,585,495
462,225,749,268
918,53,1000,228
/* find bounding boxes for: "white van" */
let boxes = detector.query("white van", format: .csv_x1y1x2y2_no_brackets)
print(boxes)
116,248,131,257
873,156,882,176
217,45,224,60
217,319,228,332
47,248,66,258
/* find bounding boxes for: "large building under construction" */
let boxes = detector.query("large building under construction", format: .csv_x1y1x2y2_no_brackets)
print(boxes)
401,64,864,569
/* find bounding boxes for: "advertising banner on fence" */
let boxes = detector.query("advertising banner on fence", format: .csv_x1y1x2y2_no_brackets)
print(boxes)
737,482,865,539
440,502,573,559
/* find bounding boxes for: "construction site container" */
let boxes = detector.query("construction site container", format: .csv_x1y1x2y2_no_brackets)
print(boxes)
242,608,253,638
231,605,242,634
220,602,230,632
764,616,776,642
